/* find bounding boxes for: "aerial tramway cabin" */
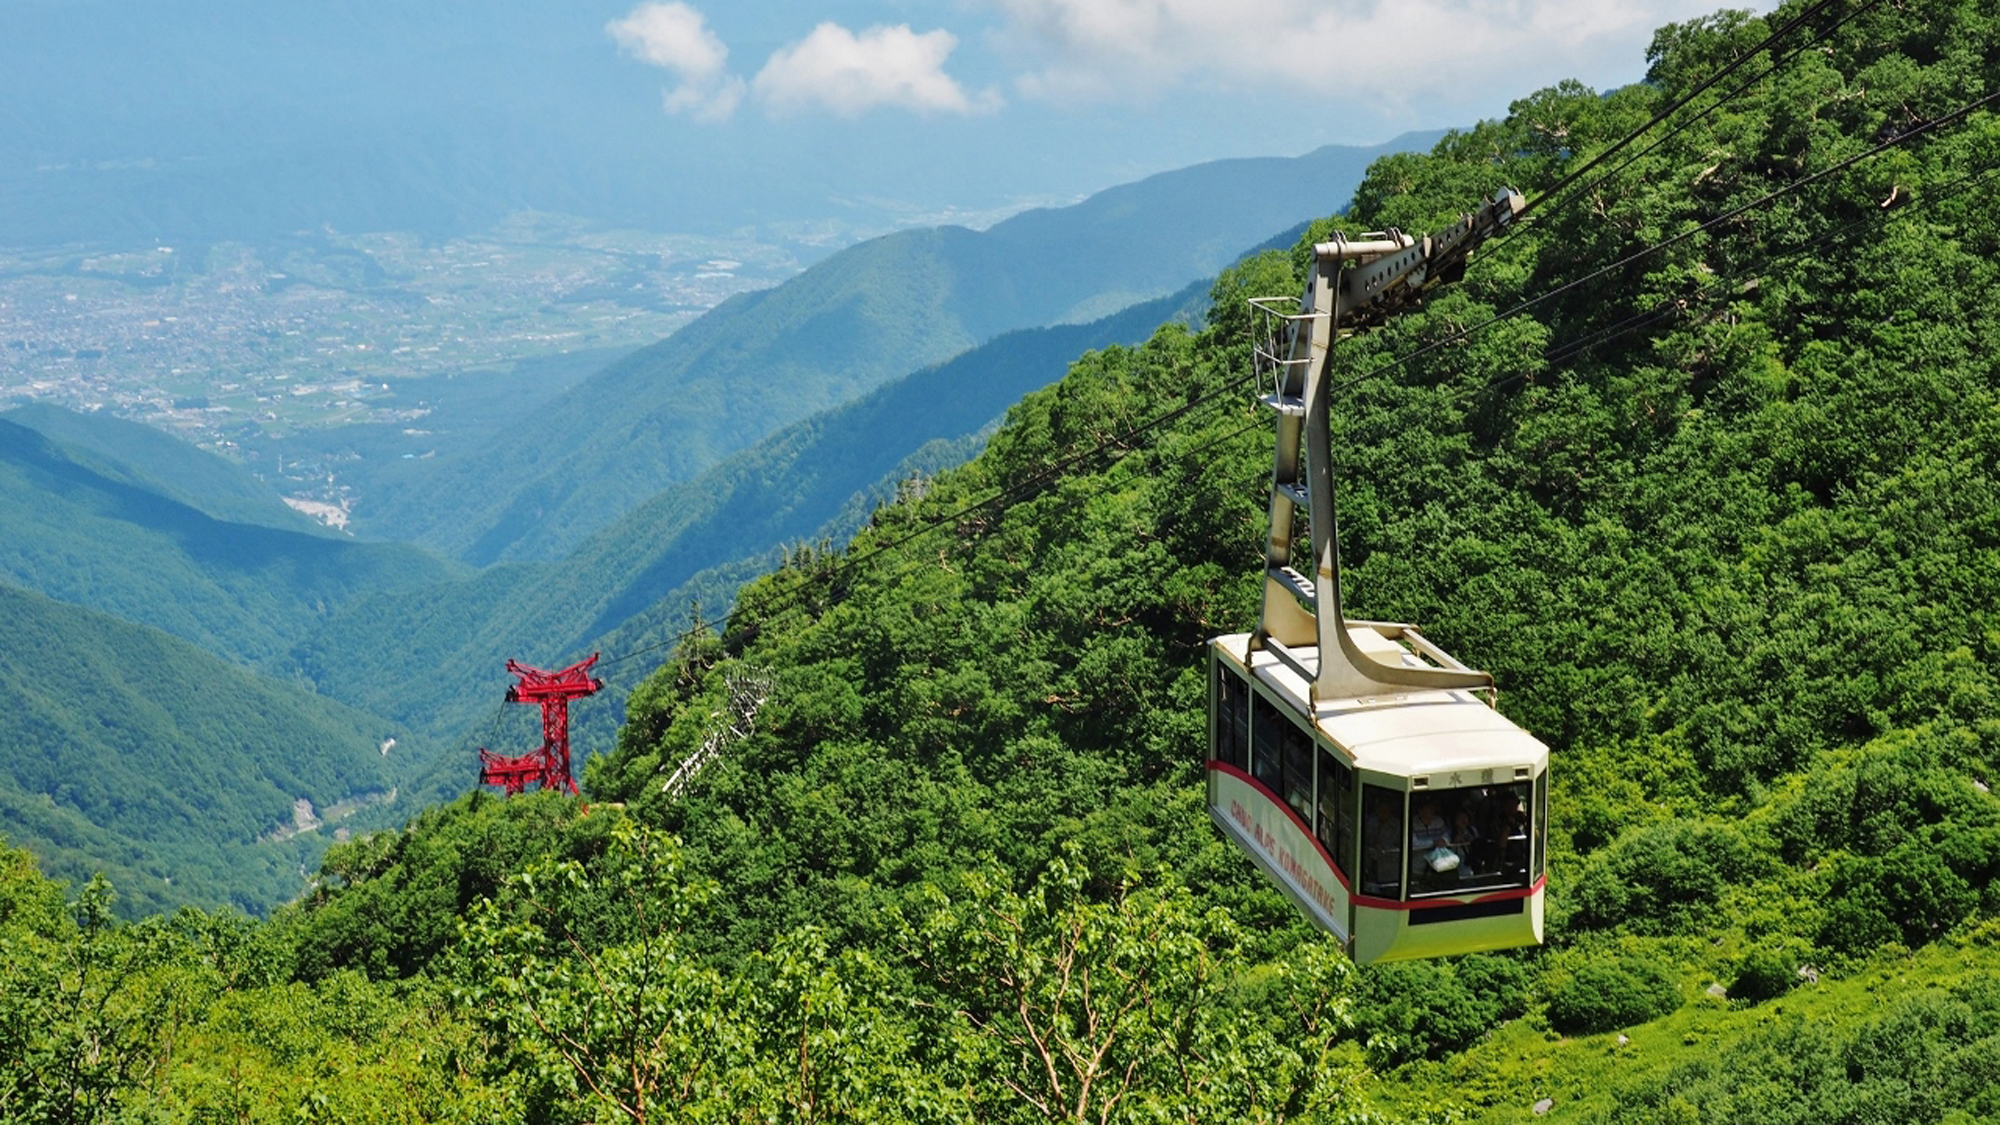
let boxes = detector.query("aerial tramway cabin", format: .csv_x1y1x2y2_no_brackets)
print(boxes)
1206,627,1548,963
1205,189,1549,963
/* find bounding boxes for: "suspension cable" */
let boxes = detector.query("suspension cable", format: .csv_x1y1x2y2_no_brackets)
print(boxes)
1516,0,1851,223
575,73,1997,682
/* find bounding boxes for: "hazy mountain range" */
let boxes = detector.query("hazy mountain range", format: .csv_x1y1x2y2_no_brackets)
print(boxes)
350,136,1437,564
0,135,1411,911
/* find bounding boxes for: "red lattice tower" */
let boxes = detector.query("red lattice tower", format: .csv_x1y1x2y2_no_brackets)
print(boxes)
477,654,604,795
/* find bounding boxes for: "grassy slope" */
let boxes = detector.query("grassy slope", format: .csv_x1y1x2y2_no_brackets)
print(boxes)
1373,937,2000,1123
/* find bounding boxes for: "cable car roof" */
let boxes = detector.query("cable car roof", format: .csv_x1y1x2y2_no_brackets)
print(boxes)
1215,631,1548,779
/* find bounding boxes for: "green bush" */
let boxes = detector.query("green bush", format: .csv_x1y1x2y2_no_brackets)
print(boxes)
1568,821,1762,935
1355,954,1534,1067
1546,957,1682,1035
1730,945,1796,1003
1819,848,1977,956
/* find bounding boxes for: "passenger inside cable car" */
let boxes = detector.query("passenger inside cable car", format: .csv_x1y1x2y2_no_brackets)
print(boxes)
1404,783,1534,896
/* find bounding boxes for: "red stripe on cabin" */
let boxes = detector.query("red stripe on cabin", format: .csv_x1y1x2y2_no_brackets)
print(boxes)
1207,760,1545,912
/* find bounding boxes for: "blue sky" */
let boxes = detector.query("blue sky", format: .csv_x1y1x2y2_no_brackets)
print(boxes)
592,0,1780,223
612,2,1773,150
0,0,1777,244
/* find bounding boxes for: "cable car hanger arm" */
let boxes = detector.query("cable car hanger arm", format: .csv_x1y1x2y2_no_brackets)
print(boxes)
1252,189,1525,702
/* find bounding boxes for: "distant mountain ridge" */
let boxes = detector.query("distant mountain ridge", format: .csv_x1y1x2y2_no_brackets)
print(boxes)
0,580,410,917
0,413,462,668
296,283,1211,743
3,403,325,533
355,134,1441,565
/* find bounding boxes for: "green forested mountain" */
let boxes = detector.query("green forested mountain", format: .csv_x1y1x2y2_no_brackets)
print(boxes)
293,283,1209,745
0,581,415,917
2,403,327,533
354,137,1435,565
3,4,1999,1120
0,416,462,668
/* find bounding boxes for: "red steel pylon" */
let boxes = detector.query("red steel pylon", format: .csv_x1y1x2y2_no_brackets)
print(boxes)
477,654,603,795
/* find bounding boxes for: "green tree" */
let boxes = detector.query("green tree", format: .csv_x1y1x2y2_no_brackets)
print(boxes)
0,875,210,1123
905,852,1364,1123
455,822,744,1123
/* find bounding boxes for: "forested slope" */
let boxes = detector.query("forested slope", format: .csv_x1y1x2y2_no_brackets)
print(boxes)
2,403,326,533
2,4,1998,1121
0,416,461,668
294,284,1208,744
357,137,1431,565
0,581,415,917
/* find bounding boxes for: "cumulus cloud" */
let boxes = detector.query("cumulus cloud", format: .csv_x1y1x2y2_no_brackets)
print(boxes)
989,0,1743,106
607,2,744,122
753,23,999,118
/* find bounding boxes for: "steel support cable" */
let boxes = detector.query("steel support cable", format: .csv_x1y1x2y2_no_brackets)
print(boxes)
857,151,2000,611
1514,0,1851,225
1328,86,2000,399
1428,151,2000,417
451,699,514,758
852,143,2000,612
582,385,1249,674
1520,0,1890,235
590,87,1999,675
783,6,1930,601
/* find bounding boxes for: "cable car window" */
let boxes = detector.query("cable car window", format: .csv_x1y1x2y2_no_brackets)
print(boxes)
1249,694,1283,793
1407,780,1534,899
1212,663,1248,771
1532,770,1548,883
1280,723,1314,824
1316,750,1354,878
1360,785,1404,899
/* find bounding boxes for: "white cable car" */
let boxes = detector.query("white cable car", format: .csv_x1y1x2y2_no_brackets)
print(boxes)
1206,190,1550,964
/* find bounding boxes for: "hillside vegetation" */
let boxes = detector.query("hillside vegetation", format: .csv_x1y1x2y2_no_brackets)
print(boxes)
2,403,326,533
0,415,460,669
294,283,1209,747
1,3,1998,1120
0,581,414,917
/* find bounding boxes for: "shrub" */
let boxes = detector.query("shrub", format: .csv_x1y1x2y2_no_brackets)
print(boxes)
1546,957,1681,1035
1355,954,1534,1067
1568,821,1761,935
1730,945,1797,1002
1819,848,1977,955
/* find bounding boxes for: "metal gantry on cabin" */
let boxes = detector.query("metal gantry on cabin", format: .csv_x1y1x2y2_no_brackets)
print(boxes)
1205,190,1552,964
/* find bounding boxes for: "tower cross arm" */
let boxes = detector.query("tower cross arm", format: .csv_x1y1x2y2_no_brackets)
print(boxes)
503,653,606,702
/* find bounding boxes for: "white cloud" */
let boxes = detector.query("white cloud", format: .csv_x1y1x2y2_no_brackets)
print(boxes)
607,2,745,122
988,0,1749,108
753,23,999,118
